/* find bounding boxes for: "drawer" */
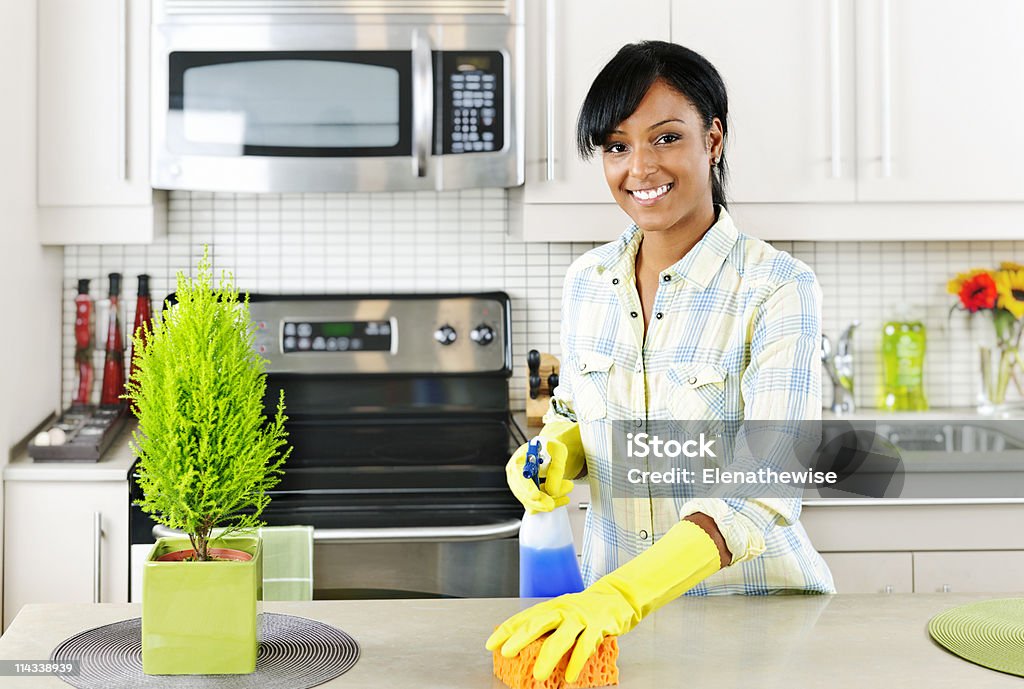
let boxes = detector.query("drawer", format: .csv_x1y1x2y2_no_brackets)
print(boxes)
913,551,1024,594
819,552,913,594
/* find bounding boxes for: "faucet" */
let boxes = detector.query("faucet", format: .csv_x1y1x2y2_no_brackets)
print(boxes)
821,321,859,414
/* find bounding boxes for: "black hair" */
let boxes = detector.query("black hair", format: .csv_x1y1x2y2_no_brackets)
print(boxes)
576,41,729,209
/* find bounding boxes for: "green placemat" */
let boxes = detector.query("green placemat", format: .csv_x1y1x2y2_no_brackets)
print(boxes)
929,598,1024,677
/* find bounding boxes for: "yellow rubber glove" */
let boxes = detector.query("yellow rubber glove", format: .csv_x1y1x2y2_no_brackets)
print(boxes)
486,519,721,682
505,421,586,513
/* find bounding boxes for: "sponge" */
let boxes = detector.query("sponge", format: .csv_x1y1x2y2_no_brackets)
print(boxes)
492,634,619,689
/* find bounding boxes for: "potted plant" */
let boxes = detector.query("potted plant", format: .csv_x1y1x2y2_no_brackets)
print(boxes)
127,248,290,675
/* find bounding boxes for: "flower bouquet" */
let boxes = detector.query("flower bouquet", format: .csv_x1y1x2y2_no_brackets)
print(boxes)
948,263,1024,414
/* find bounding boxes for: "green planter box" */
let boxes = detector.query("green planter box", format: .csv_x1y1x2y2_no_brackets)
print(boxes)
142,535,263,675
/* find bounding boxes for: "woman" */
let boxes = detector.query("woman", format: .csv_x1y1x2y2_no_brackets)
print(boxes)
486,41,834,683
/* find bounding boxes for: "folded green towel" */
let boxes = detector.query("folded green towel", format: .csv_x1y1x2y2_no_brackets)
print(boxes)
258,525,314,601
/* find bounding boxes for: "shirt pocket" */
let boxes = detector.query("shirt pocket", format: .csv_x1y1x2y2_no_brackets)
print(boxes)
666,363,728,422
572,351,614,422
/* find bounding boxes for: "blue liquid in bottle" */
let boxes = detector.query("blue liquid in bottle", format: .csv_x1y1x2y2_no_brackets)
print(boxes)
519,544,585,598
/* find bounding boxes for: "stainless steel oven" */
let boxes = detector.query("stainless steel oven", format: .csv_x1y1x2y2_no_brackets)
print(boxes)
129,293,524,599
151,0,524,192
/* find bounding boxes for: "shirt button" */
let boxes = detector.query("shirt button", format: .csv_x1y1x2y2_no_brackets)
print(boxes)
688,376,698,385
655,312,663,319
662,275,671,282
634,419,643,428
635,363,642,372
579,362,587,371
612,278,620,285
630,311,638,318
639,530,649,540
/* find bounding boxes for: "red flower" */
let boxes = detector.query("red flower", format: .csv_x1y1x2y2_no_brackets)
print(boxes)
958,273,998,312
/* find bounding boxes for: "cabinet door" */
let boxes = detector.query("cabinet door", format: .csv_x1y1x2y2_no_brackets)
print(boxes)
522,0,671,205
3,481,128,629
855,0,1024,201
819,552,913,594
37,0,151,207
672,0,857,202
914,551,1024,594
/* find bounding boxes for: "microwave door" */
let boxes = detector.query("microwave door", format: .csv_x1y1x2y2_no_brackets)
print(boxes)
153,48,438,193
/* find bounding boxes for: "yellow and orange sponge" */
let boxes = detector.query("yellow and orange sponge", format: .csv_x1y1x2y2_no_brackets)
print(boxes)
492,634,619,689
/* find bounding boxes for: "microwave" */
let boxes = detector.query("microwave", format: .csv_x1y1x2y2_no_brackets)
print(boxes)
151,0,524,193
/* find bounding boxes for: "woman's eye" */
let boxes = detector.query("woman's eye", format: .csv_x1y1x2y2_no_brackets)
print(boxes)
604,142,627,154
656,133,681,145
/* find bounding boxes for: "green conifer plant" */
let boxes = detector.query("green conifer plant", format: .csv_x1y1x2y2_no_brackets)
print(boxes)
127,247,290,561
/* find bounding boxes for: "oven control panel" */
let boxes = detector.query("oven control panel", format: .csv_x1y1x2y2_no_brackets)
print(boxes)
249,294,511,375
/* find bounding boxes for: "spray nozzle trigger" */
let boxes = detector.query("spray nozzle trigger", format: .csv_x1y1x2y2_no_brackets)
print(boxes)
524,438,543,487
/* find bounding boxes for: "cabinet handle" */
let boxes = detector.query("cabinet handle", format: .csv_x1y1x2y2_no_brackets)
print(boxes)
941,584,951,593
879,0,893,178
543,0,556,181
93,512,103,604
828,0,842,178
578,502,590,511
411,29,433,179
117,0,129,181
883,584,893,594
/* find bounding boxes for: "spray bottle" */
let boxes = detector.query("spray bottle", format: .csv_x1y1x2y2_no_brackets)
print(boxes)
519,438,585,598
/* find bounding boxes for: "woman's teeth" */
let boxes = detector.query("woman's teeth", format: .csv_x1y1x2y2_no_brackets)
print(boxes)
631,184,671,201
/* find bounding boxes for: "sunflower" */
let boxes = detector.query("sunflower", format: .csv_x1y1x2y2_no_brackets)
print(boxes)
947,268,991,295
995,269,1024,319
1000,261,1024,271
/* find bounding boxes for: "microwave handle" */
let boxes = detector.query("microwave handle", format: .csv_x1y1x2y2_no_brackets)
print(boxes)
411,29,433,178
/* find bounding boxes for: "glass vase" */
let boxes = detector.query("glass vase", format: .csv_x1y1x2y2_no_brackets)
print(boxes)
977,344,1022,415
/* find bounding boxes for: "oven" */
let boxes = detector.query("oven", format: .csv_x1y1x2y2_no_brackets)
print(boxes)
150,0,524,193
129,293,524,599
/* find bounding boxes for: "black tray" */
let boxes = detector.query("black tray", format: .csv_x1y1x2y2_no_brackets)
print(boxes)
28,405,128,462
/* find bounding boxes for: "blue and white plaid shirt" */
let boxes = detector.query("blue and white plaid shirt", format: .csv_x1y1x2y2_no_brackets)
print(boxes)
546,208,835,594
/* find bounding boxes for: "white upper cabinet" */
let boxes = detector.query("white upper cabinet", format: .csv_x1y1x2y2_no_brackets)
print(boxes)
854,0,1024,201
672,0,857,203
520,0,1024,241
37,0,164,244
522,0,671,205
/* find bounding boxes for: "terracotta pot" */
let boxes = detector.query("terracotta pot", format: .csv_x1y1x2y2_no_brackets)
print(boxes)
156,547,253,562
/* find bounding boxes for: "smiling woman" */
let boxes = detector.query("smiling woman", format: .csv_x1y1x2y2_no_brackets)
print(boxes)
488,41,834,685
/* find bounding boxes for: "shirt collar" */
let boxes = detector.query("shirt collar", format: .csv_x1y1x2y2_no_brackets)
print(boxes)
597,206,740,289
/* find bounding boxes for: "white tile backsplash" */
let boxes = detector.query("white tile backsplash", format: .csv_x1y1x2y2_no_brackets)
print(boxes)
63,192,1024,412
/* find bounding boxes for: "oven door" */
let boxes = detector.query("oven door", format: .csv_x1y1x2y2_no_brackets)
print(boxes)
141,517,521,600
151,18,522,192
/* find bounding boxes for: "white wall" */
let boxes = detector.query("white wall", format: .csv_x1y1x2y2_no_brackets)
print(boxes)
0,0,64,622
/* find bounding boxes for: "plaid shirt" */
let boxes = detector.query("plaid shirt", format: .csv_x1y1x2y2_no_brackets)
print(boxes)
546,208,835,594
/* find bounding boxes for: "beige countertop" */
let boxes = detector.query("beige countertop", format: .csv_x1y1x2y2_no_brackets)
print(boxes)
0,595,1022,687
3,421,136,483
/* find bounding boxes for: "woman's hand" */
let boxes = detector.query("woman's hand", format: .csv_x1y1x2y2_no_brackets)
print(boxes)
505,437,574,512
487,585,633,682
486,519,723,682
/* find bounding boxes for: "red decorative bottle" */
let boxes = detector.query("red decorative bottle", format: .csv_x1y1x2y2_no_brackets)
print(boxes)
100,273,126,407
128,274,153,414
72,279,94,406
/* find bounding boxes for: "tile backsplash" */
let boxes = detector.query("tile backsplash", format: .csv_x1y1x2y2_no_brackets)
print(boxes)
63,190,1024,412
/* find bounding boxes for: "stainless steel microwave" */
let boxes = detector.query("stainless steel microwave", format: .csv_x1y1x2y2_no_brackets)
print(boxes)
151,0,524,193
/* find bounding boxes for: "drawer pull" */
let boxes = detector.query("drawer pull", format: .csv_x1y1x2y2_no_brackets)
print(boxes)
883,585,893,594
578,502,590,511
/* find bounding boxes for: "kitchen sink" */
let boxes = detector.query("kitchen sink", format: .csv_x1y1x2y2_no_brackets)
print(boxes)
875,422,1024,453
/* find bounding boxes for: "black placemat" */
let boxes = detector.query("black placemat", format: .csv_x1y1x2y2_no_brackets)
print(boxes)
50,613,359,689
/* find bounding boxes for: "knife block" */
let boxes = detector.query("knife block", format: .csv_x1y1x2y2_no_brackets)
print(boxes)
526,353,560,427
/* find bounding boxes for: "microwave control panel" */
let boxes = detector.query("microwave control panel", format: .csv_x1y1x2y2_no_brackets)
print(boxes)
440,51,504,155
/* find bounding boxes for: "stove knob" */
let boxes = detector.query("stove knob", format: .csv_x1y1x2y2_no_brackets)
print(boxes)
470,324,495,346
434,324,457,346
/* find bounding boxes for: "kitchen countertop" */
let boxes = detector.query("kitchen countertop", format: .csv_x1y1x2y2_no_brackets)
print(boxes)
0,595,1022,688
3,421,136,482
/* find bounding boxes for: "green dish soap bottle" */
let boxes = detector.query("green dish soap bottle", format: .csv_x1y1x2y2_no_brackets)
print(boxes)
881,307,928,411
